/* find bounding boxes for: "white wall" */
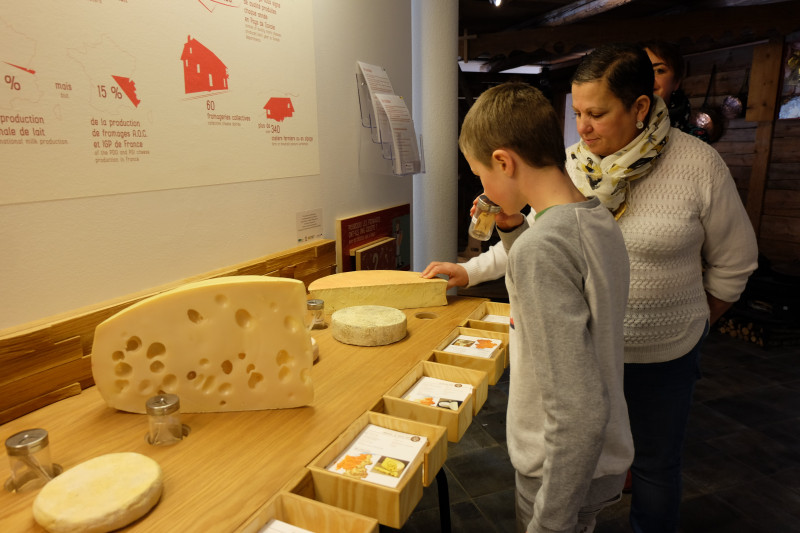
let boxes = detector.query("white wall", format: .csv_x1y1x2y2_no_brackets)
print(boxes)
0,0,416,331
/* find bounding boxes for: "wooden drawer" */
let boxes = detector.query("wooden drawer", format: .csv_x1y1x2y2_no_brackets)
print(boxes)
306,411,447,528
239,491,379,533
430,326,507,385
461,301,511,334
378,360,487,442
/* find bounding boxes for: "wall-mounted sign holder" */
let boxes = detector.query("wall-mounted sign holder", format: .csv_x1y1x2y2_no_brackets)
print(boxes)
355,63,424,177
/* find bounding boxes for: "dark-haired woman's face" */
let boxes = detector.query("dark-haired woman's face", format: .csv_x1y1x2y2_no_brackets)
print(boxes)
571,79,644,157
646,48,680,106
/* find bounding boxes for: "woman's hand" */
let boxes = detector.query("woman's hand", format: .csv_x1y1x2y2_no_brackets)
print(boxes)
420,261,469,289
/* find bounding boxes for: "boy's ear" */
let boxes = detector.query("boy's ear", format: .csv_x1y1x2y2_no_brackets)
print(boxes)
492,149,515,177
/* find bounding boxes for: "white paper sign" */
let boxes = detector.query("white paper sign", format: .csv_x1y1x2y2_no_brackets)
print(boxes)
373,93,421,175
326,424,427,488
442,335,501,359
259,519,312,533
481,313,511,324
402,376,473,411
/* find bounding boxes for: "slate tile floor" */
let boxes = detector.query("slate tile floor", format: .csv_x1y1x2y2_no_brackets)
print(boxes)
380,328,800,533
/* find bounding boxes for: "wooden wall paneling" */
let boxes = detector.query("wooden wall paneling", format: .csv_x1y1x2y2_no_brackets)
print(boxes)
764,189,800,218
745,40,785,235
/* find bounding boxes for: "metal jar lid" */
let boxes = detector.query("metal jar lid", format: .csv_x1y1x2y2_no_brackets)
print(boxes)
307,299,324,310
146,394,180,416
477,195,502,213
5,428,49,456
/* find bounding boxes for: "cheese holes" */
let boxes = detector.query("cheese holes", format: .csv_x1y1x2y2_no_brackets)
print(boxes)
113,380,129,393
218,383,232,395
248,372,264,388
187,309,204,323
126,336,142,352
186,371,197,380
112,351,125,361
150,361,165,373
235,309,252,328
115,362,133,377
238,352,246,360
147,343,165,359
215,294,228,306
284,315,303,334
138,380,153,394
162,374,177,391
278,366,291,382
276,350,292,366
221,360,233,374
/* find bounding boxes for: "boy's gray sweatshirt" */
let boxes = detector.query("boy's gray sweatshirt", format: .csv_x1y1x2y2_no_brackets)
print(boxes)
500,197,633,533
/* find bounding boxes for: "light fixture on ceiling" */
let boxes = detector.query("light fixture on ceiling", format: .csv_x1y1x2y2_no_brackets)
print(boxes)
489,0,502,6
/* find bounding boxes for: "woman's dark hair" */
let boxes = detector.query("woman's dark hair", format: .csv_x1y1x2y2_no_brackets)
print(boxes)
642,40,685,83
571,43,655,113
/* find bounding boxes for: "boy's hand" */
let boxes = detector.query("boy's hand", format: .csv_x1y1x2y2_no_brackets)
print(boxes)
496,211,524,231
470,194,525,232
420,262,469,289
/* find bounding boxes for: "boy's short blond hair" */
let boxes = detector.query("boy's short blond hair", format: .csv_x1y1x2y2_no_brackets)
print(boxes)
459,82,565,171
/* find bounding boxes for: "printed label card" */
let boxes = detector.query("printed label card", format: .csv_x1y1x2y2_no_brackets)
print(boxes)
326,424,427,488
402,376,473,411
259,519,312,533
481,313,511,324
442,335,501,359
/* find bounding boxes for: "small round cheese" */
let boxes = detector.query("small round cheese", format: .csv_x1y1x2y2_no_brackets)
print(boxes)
33,452,163,533
331,305,407,346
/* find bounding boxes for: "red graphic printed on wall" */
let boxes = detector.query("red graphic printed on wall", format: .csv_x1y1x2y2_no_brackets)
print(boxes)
111,76,141,107
264,97,294,122
181,36,229,94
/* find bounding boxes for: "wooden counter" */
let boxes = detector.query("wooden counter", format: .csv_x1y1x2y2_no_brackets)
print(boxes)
0,296,486,532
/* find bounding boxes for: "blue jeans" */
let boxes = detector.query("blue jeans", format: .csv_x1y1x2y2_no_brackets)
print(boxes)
624,323,708,533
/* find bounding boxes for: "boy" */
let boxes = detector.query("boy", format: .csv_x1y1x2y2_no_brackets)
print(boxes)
458,82,633,533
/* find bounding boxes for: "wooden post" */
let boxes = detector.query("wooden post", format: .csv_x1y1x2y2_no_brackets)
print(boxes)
745,39,784,235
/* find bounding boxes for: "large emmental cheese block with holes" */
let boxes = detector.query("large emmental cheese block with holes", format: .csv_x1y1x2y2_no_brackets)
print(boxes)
332,305,407,346
91,276,313,413
33,453,162,533
308,270,447,313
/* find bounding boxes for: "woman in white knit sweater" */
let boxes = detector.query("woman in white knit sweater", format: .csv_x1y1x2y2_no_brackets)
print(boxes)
423,43,758,532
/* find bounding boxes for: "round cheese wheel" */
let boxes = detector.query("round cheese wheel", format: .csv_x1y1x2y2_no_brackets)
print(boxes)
331,305,407,346
33,452,163,533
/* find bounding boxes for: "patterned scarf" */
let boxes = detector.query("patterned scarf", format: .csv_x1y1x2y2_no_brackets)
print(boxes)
568,95,671,219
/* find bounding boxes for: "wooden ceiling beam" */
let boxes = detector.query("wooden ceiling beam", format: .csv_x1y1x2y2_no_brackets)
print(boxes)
464,3,800,63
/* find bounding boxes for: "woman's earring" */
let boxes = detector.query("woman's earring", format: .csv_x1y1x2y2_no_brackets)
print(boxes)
636,120,644,130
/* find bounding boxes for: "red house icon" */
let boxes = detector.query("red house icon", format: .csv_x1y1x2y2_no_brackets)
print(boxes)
264,97,294,122
181,35,229,94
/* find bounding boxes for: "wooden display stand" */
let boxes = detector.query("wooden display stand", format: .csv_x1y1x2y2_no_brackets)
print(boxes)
430,326,508,385
306,411,446,529
379,360,487,442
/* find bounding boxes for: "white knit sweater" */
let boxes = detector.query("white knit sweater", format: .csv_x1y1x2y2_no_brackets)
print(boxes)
568,129,758,363
464,129,758,364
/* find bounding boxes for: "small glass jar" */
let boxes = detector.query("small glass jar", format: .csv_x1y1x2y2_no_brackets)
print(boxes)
306,299,325,330
5,428,54,492
146,394,183,446
468,195,502,241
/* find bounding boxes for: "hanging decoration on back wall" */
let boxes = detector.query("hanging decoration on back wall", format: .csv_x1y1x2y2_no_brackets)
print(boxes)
779,38,800,120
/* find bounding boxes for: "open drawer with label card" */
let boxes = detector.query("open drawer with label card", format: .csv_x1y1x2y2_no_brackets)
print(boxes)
429,326,508,385
374,360,488,442
460,301,511,334
305,411,447,529
240,491,379,533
